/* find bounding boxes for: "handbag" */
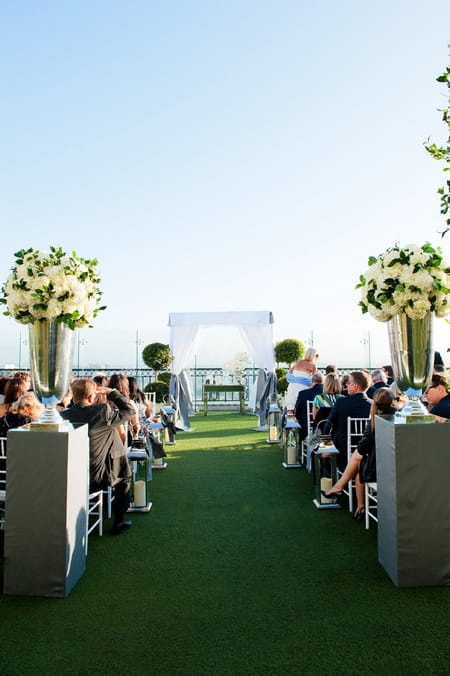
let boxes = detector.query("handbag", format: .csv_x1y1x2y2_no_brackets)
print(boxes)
359,452,376,483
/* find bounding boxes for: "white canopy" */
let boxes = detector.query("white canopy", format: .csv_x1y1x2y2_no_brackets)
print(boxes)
168,311,275,374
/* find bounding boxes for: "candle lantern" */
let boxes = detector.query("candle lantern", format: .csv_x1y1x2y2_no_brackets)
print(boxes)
266,404,281,443
148,420,168,470
282,418,301,468
127,449,152,512
162,405,176,445
312,441,341,510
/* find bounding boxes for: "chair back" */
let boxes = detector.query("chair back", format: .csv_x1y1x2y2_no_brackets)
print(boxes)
306,400,314,437
0,437,7,527
347,417,369,455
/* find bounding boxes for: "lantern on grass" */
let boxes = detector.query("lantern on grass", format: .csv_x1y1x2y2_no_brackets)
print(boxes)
312,441,340,510
162,405,176,445
282,418,301,468
148,420,168,469
267,404,281,443
127,449,152,512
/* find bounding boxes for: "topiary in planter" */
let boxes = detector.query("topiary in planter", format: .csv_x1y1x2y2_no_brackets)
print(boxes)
144,380,169,402
274,339,304,366
277,375,288,395
275,367,287,381
158,371,172,385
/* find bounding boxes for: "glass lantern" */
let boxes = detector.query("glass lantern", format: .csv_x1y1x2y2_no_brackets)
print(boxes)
282,418,301,468
148,420,167,469
162,405,176,445
127,449,152,512
312,442,341,510
267,404,281,443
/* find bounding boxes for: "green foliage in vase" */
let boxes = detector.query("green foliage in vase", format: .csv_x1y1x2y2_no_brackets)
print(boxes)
424,49,450,236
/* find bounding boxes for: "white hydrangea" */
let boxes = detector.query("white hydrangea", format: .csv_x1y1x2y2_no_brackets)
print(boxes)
1,247,105,328
357,242,450,322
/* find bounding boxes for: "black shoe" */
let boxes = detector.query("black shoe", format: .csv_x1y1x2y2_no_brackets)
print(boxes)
321,490,342,500
112,520,132,535
353,507,365,520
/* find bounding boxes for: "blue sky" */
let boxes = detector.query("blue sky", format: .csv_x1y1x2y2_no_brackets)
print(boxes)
1,1,450,369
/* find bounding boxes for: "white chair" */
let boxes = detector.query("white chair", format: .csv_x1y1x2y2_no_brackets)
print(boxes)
364,482,378,529
301,400,315,465
86,489,103,553
103,485,115,519
338,417,369,513
0,437,6,530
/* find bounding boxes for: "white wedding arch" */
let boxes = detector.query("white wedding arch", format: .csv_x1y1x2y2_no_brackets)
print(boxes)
167,311,276,428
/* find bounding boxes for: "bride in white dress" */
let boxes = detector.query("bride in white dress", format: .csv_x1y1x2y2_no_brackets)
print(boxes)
285,347,319,412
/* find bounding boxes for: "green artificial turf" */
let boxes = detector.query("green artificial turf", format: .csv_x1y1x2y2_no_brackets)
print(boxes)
1,412,449,675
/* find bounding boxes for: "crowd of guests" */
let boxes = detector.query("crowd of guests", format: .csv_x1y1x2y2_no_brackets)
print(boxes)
0,371,163,536
287,352,450,520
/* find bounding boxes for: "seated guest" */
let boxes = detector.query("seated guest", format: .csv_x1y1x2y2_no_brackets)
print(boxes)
108,373,140,444
366,368,388,399
0,392,44,439
128,376,153,420
294,372,323,441
382,365,394,386
0,376,10,405
0,377,29,418
424,373,450,421
60,379,135,535
312,373,343,428
340,374,350,396
434,350,445,369
322,370,372,473
285,347,319,413
322,387,398,519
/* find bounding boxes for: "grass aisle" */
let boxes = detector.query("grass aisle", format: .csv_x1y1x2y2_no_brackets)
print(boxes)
1,412,449,675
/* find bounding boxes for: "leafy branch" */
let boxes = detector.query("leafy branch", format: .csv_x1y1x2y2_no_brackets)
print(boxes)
424,48,450,236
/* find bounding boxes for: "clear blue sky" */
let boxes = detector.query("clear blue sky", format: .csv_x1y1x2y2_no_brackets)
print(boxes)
1,1,449,369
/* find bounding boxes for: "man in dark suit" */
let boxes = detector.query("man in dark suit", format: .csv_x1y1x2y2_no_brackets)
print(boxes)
294,372,324,441
323,370,372,471
366,368,388,399
60,378,135,535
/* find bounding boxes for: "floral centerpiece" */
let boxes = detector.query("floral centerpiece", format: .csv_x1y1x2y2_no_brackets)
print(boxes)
356,242,450,419
356,242,450,322
1,246,106,427
1,246,105,328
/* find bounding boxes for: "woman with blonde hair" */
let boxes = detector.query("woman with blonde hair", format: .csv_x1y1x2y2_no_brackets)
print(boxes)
285,347,319,413
312,373,343,427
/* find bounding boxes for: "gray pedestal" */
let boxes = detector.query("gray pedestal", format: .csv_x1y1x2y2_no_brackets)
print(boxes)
376,417,450,588
4,425,90,598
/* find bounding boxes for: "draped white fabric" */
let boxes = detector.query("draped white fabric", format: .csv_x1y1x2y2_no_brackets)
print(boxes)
168,311,275,374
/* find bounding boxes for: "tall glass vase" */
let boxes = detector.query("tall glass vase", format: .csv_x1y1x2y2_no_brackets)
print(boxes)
387,312,434,421
28,320,76,428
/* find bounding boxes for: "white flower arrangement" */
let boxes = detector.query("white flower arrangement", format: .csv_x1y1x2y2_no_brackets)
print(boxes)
356,242,450,322
223,352,250,379
1,246,106,329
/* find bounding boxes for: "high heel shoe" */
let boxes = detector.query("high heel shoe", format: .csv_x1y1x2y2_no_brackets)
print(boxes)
321,490,343,500
353,507,365,520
